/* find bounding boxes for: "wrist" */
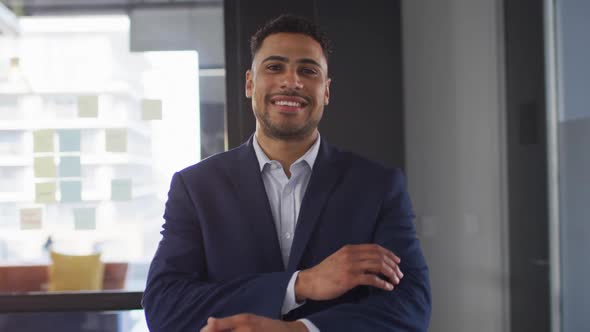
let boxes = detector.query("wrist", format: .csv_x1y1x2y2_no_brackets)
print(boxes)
295,269,310,302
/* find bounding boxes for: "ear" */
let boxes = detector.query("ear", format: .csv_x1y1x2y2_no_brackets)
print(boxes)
324,78,331,105
245,70,253,98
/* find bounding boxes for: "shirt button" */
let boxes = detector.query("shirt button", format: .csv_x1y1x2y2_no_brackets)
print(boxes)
285,232,292,239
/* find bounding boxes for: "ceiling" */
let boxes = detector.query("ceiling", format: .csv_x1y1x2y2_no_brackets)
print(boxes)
1,0,222,16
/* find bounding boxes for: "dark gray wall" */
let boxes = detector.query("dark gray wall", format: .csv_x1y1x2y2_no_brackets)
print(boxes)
224,0,404,169
504,1,550,331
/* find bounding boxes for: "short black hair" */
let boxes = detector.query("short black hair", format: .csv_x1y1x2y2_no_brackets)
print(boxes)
250,14,332,61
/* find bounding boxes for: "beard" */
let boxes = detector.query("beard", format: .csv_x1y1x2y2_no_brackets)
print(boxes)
256,108,320,142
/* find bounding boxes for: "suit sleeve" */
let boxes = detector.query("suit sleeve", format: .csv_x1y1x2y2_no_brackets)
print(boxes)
305,169,432,331
142,172,292,331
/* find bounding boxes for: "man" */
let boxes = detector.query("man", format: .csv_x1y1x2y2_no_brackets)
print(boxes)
143,15,431,331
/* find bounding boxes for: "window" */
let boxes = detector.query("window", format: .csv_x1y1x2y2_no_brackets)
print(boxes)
0,15,200,294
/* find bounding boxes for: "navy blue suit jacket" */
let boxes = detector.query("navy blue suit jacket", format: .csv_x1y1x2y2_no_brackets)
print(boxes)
142,137,431,331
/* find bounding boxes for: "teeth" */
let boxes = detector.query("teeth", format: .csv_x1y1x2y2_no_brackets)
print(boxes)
275,100,301,107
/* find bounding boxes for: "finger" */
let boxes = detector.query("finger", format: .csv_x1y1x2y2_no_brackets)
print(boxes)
202,317,224,332
208,314,243,330
353,260,400,285
370,244,401,264
217,313,260,330
352,252,403,282
200,317,214,332
356,273,394,291
340,245,404,284
377,255,403,280
235,327,256,332
392,262,404,280
347,244,401,265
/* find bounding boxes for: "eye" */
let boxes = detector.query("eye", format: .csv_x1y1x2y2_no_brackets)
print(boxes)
266,63,282,72
301,67,319,76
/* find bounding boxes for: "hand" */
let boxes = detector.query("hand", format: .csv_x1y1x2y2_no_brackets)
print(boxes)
295,244,403,302
200,314,308,332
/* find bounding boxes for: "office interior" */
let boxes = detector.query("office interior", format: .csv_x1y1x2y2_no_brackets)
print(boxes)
0,0,587,331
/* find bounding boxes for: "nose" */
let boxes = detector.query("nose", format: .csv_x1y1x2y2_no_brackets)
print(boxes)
280,69,303,90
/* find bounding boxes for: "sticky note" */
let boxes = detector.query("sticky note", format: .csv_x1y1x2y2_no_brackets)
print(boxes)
73,207,96,230
36,182,56,203
111,179,132,201
78,95,99,118
141,99,163,120
34,156,56,178
33,129,54,152
60,181,82,202
59,129,81,152
105,129,127,152
20,208,42,230
59,156,81,177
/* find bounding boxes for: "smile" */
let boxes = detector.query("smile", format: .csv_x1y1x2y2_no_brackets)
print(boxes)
274,100,303,107
269,95,309,110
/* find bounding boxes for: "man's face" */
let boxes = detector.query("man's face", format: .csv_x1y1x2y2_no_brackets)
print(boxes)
246,33,331,141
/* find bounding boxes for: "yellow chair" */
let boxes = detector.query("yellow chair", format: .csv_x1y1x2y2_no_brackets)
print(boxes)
48,251,104,291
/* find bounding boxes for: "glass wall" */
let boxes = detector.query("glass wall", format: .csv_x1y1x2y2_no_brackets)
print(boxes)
549,0,590,330
0,15,199,294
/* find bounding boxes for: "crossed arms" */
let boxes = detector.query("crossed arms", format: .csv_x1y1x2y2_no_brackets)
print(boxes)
142,169,431,331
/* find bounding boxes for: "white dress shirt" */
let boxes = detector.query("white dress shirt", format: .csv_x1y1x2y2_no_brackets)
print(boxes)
252,134,321,332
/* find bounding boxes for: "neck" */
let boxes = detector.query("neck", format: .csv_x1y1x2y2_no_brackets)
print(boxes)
255,129,318,173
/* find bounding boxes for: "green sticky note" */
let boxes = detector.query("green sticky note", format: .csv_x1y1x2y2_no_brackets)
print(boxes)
78,95,98,118
20,208,43,230
111,179,132,201
33,129,54,153
59,156,81,177
105,129,127,153
73,207,96,230
34,156,56,178
60,180,82,202
36,182,56,203
141,99,163,120
59,129,81,152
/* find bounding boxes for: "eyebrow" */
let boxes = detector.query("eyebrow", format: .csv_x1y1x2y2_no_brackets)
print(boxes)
261,55,322,68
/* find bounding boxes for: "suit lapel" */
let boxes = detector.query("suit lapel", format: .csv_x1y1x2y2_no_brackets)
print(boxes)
287,139,347,271
232,138,284,271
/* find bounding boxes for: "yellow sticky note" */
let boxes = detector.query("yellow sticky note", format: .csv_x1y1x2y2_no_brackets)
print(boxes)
105,129,127,152
78,95,99,118
20,208,43,230
34,156,56,178
36,182,56,203
33,129,55,153
141,99,162,120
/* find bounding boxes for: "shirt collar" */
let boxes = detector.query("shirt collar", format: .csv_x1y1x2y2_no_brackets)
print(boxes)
252,132,321,172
